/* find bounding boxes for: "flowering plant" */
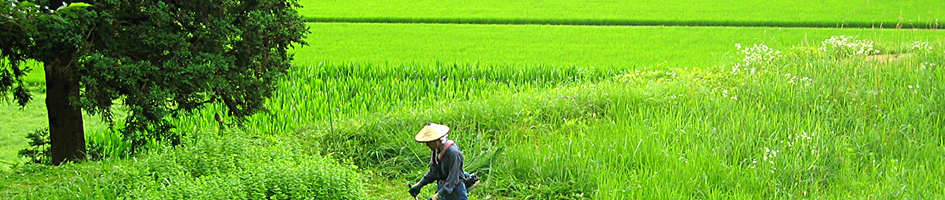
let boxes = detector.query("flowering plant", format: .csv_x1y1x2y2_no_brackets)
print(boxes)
820,35,879,57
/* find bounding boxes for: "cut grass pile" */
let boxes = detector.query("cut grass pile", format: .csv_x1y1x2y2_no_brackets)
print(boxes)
299,0,945,28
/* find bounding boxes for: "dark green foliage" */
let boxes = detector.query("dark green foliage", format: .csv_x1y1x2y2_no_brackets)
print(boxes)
17,128,51,164
2,0,308,161
71,0,308,151
0,0,53,107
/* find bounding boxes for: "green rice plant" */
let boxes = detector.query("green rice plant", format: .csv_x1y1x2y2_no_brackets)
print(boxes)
299,0,945,28
172,60,617,140
298,23,945,71
18,24,945,84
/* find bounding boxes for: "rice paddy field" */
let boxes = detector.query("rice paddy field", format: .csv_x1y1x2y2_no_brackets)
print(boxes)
2,1,945,199
299,0,945,28
300,23,943,68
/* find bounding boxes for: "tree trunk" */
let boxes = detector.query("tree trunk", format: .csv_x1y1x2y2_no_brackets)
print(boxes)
45,58,85,165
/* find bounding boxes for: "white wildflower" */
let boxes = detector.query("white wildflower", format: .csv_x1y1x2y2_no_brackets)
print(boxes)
800,77,813,87
763,147,779,165
911,41,933,52
908,84,919,94
920,62,937,70
733,43,782,74
821,35,880,57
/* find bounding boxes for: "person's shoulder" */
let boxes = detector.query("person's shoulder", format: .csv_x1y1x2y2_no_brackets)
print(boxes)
447,143,462,154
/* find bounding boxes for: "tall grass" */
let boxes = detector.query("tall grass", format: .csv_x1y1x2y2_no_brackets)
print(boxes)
268,36,945,198
487,38,945,198
0,132,365,199
300,0,944,28
169,36,944,198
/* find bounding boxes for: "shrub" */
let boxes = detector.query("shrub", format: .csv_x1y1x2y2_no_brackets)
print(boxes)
17,128,50,165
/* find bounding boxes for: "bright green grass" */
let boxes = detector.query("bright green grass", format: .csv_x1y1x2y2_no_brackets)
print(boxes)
0,94,46,170
20,24,945,83
0,93,114,171
593,51,945,198
20,61,43,84
191,35,944,198
300,23,943,69
3,37,943,198
0,59,44,85
305,39,944,198
299,0,945,28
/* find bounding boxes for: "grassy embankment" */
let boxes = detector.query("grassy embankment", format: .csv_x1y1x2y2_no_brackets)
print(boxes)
298,0,944,28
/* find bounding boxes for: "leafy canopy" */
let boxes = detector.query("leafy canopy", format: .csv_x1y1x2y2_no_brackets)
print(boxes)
2,0,308,148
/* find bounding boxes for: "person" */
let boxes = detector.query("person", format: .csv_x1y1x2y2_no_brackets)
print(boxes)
408,123,470,200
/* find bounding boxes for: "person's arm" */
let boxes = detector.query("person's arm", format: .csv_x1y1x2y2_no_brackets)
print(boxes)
410,153,439,197
416,151,439,186
418,167,438,186
435,149,465,196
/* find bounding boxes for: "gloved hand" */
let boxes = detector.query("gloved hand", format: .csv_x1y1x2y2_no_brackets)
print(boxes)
408,184,422,197
427,193,440,200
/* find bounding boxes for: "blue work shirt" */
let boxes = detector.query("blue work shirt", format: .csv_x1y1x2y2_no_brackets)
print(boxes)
418,140,467,198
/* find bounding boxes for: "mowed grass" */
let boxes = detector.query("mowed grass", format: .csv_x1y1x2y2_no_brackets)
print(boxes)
0,92,115,171
299,0,945,28
300,23,944,69
0,95,46,170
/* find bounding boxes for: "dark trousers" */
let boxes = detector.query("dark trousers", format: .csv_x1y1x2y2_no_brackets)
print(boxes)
435,182,468,200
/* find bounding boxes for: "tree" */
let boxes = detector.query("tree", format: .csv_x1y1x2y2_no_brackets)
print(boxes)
1,0,308,165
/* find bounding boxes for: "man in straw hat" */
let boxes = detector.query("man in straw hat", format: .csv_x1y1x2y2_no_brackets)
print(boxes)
408,123,475,200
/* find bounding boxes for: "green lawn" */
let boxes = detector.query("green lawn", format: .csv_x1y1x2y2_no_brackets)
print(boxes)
21,61,44,85
299,0,945,28
0,95,46,170
0,93,112,171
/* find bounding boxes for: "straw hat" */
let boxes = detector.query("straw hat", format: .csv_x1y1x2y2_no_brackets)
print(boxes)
415,123,450,142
